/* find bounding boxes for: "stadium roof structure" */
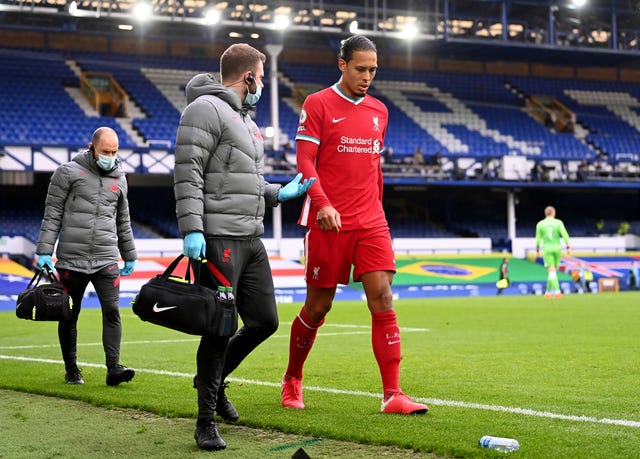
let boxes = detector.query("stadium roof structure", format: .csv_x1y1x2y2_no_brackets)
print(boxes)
1,0,640,60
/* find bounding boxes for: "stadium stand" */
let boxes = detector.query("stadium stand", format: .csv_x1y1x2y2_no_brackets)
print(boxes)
0,37,639,247
1,48,639,165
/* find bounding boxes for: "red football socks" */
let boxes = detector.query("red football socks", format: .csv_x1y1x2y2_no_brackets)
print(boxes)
372,310,401,396
285,307,324,379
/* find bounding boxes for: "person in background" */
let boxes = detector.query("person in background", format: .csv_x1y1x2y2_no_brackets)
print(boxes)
627,260,639,291
535,206,572,298
576,159,589,182
580,263,593,293
496,257,510,295
411,146,425,174
280,140,297,172
572,262,593,293
617,220,630,236
427,152,443,174
382,145,394,165
281,35,428,416
174,43,314,451
35,126,137,387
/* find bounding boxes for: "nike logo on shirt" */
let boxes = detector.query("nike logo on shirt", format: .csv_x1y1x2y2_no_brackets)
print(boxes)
332,117,346,123
153,303,178,313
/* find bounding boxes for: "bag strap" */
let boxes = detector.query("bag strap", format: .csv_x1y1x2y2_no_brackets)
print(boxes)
162,254,230,287
25,270,41,289
160,254,187,279
206,260,231,287
26,267,59,289
186,257,202,284
161,254,206,286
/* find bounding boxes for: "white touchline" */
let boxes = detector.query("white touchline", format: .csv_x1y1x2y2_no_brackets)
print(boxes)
0,338,200,350
1,354,638,429
0,326,429,350
281,323,430,332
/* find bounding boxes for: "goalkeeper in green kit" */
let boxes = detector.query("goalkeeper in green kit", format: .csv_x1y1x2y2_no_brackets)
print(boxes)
535,206,572,298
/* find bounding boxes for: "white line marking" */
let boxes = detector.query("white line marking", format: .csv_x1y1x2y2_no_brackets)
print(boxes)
0,338,199,350
0,326,429,350
1,354,638,429
291,323,430,332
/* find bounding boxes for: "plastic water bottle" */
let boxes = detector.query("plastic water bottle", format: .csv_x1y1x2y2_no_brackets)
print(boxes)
224,286,235,304
218,286,237,336
478,435,520,453
215,285,227,301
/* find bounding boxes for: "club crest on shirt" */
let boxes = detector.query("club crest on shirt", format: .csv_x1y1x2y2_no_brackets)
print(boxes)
372,116,380,132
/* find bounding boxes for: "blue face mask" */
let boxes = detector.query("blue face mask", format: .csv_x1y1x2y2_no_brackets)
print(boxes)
96,154,117,171
244,84,262,106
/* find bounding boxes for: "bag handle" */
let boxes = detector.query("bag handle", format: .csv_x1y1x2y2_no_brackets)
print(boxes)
161,254,231,287
26,266,59,289
160,254,187,279
185,257,201,284
160,255,208,287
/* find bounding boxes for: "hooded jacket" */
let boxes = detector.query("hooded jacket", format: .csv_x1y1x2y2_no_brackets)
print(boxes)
174,73,280,239
36,150,137,273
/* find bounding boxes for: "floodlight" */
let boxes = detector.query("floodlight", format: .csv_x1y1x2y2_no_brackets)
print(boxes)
274,14,290,30
68,1,78,16
203,7,221,25
349,20,358,34
400,22,419,40
132,2,152,21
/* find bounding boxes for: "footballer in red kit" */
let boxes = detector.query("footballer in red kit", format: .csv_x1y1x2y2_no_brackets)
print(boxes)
296,84,388,231
282,35,429,416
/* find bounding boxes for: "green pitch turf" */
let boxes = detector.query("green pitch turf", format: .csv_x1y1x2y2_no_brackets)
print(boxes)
1,293,639,458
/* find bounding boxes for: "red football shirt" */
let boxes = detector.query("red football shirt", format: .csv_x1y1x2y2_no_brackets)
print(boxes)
296,83,388,230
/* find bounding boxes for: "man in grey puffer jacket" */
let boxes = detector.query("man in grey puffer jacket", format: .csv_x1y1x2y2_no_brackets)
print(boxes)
174,43,314,451
35,126,137,387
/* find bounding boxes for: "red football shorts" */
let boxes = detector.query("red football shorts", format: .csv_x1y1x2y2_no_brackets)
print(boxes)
303,226,396,287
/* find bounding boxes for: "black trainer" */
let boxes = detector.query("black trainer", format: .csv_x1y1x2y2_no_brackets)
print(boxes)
65,368,84,385
216,381,239,422
194,420,226,451
106,364,135,386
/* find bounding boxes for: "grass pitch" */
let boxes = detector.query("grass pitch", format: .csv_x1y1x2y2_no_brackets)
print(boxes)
1,293,639,458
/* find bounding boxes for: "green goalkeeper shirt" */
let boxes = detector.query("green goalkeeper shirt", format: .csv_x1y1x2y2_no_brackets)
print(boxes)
535,217,570,251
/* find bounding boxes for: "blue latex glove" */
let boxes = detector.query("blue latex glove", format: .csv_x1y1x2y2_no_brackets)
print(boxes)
36,254,53,271
183,232,206,259
278,172,316,202
120,260,136,276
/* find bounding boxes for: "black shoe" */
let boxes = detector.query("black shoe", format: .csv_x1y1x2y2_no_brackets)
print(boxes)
65,368,84,385
194,420,226,451
106,364,135,386
216,381,239,422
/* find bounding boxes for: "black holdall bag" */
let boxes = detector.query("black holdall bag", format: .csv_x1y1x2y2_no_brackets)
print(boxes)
131,254,237,336
16,267,73,321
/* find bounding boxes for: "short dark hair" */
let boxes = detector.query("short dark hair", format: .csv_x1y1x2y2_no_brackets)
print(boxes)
220,43,266,83
338,35,377,62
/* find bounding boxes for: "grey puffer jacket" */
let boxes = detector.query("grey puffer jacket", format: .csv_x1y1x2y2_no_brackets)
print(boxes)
174,73,281,239
36,150,137,274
